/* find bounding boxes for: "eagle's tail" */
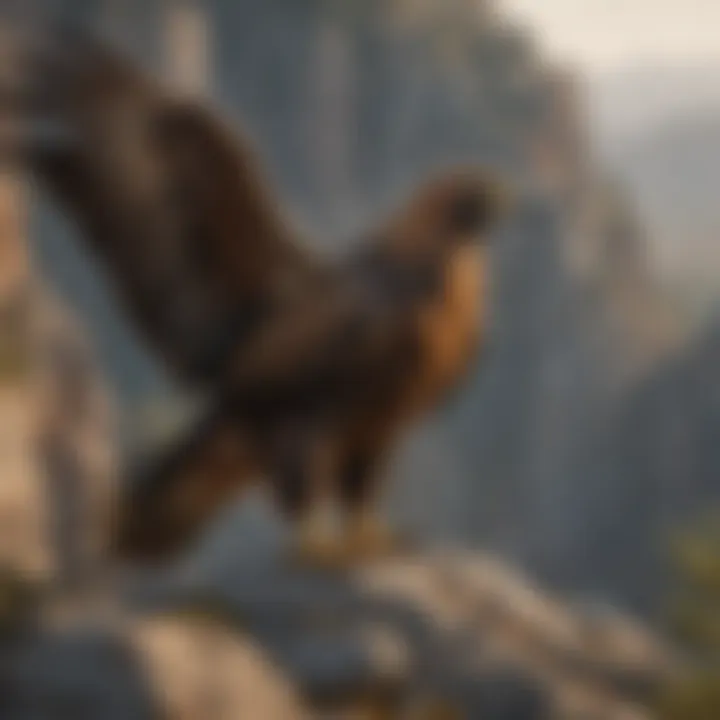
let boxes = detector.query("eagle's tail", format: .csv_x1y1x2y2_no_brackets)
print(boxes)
112,403,257,564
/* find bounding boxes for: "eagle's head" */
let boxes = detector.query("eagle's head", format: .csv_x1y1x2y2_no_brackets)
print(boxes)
433,169,512,240
387,169,512,256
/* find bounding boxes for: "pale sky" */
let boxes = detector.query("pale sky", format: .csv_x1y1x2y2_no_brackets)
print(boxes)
502,0,720,76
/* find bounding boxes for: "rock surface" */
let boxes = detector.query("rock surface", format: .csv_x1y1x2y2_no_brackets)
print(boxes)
1,549,674,719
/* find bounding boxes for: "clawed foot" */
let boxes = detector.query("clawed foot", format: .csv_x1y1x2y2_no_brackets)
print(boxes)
289,537,348,570
287,514,348,570
346,514,412,563
286,510,414,570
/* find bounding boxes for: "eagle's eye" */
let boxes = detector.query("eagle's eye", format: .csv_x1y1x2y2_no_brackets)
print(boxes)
448,191,488,235
446,176,511,237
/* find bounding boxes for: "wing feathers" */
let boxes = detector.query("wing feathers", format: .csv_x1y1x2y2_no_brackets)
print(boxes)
114,405,255,561
27,30,312,384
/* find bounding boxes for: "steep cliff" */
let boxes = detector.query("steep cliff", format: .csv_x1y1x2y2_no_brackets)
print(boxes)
585,321,720,614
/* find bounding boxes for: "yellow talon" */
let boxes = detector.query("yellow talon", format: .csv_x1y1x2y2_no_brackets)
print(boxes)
288,508,346,570
345,510,407,562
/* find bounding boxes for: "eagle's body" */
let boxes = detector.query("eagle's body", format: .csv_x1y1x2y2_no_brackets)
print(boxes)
12,29,505,564
118,190,492,561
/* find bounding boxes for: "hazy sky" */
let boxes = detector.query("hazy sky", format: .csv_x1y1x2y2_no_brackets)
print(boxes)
502,0,720,75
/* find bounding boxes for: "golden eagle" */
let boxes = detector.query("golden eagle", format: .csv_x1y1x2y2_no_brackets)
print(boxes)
17,30,507,565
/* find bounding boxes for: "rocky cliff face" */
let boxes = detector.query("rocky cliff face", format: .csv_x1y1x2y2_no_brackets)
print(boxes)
582,321,720,614
1,550,674,720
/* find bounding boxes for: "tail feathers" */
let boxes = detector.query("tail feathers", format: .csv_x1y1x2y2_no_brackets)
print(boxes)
113,406,256,564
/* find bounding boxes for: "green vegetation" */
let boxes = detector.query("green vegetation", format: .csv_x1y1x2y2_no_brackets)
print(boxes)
658,515,720,720
0,295,30,385
0,338,29,384
0,563,41,640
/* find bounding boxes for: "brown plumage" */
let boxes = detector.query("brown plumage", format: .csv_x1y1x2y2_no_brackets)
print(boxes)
23,28,311,384
19,29,507,564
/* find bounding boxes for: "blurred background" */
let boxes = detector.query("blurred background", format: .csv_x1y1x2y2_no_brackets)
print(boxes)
1,1,720,718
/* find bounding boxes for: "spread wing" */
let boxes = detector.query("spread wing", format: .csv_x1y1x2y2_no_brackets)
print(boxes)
24,28,311,385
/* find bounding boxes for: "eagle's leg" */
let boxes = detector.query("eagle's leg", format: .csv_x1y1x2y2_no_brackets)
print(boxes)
291,504,344,568
274,434,345,568
339,452,406,561
346,507,399,559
